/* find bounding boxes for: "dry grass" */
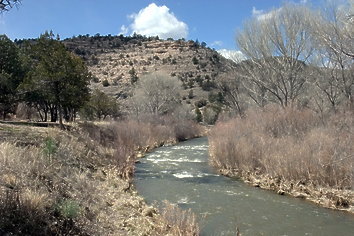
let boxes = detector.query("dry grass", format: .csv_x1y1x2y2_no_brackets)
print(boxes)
159,201,200,236
0,118,202,235
79,116,202,179
209,105,353,193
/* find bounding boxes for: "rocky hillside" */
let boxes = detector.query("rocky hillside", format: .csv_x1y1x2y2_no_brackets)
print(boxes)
63,35,238,107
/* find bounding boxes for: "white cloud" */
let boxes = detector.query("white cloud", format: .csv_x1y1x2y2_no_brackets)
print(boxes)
211,40,223,47
120,3,188,39
252,7,282,21
252,6,264,17
119,25,128,35
301,0,308,3
217,49,246,63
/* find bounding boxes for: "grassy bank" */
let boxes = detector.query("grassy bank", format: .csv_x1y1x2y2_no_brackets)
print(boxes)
0,118,201,235
209,106,353,212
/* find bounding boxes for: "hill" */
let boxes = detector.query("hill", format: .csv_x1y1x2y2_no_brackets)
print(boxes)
62,35,238,111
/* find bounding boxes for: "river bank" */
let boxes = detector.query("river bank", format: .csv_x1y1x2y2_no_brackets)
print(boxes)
208,106,353,215
0,120,202,235
214,165,354,214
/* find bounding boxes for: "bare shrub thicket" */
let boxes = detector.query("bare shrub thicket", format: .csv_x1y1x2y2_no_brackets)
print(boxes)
79,117,201,179
209,105,353,190
159,201,200,236
112,117,201,178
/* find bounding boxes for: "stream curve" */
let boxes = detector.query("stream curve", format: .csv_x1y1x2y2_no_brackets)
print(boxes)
134,137,354,235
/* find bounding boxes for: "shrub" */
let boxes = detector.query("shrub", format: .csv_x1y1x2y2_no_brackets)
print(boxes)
56,199,81,219
43,136,57,157
203,105,220,125
188,79,195,88
160,201,200,236
102,79,110,87
201,79,215,91
91,56,99,65
192,56,199,65
195,107,202,123
91,76,100,83
188,89,194,99
129,67,139,84
208,92,224,104
195,99,207,108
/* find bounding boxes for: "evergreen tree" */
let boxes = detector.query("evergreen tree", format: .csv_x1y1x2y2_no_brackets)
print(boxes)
195,107,202,123
21,31,90,127
80,89,120,120
0,35,23,119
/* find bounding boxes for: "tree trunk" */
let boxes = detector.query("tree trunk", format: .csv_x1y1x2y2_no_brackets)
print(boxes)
58,105,65,130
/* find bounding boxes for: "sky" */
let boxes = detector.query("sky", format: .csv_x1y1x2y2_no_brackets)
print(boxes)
0,0,321,56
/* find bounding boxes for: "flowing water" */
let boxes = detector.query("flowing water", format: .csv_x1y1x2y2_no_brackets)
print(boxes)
134,137,354,235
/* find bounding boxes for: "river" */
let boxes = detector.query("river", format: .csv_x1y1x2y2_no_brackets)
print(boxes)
134,137,354,235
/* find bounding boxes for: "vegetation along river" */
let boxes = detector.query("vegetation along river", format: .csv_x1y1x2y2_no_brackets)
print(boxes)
134,137,354,235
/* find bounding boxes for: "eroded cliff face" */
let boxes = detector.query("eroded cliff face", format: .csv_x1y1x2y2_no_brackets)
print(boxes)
63,35,238,104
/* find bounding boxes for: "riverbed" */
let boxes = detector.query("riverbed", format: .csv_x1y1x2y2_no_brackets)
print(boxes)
134,137,354,235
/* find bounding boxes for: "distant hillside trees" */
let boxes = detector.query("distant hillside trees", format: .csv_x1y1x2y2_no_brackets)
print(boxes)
0,35,24,119
20,31,90,126
129,67,139,84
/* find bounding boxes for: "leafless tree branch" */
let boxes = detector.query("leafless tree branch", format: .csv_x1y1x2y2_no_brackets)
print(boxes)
0,0,21,12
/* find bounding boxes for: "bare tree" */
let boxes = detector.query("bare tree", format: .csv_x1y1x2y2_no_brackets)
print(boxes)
311,0,354,109
310,47,349,112
216,74,245,116
236,3,314,107
315,0,354,59
0,0,20,12
130,72,182,116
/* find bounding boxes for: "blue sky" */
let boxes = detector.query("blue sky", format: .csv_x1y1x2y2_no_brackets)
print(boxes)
0,0,319,50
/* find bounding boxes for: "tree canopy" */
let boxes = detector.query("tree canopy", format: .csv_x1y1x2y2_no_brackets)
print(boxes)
80,89,120,120
21,31,91,126
234,1,353,111
130,72,182,116
236,4,313,107
0,34,23,119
